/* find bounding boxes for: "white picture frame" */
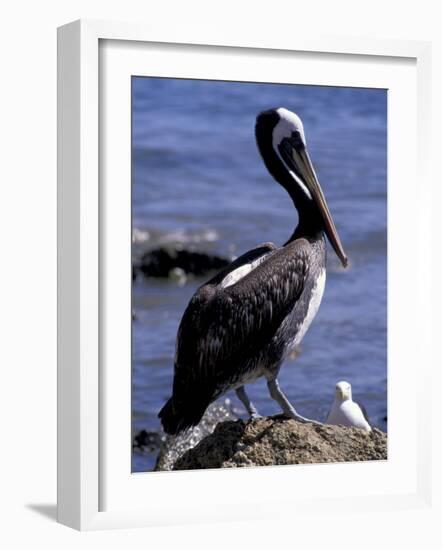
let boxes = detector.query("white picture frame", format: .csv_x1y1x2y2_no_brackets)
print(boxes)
57,19,432,531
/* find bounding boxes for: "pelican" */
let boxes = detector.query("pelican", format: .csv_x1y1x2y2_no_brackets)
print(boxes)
159,107,348,435
326,381,371,432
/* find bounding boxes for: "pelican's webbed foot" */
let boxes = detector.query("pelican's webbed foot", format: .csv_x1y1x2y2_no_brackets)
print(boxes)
267,378,323,426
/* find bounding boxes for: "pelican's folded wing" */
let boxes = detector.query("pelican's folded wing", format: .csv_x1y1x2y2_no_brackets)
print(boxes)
173,239,311,401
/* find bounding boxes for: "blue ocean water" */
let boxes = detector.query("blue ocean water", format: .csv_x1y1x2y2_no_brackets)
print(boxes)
132,77,387,472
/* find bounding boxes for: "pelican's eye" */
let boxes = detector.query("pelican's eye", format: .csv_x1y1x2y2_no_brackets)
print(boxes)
289,130,304,150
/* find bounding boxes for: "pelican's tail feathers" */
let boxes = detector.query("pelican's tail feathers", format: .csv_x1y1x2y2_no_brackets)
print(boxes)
158,396,209,436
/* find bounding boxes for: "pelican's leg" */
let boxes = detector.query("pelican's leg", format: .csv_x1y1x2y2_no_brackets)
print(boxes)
235,386,260,419
267,378,322,425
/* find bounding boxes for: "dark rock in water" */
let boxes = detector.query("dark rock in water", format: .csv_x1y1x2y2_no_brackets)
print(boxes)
133,429,162,452
138,246,230,279
173,417,387,470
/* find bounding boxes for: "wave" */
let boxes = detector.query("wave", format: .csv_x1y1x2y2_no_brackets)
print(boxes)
132,226,219,247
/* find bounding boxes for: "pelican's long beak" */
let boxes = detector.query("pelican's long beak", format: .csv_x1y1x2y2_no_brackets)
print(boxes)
279,138,348,268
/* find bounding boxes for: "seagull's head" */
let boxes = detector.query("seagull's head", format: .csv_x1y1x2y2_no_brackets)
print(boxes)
335,381,352,401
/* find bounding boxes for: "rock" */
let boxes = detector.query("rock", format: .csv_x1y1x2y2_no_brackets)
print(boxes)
138,246,230,279
133,429,162,452
173,417,387,470
168,266,187,286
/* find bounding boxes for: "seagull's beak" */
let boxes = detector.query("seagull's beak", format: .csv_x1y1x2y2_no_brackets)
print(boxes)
279,138,348,268
336,386,350,400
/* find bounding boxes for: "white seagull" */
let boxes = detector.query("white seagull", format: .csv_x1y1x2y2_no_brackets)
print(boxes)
326,381,371,432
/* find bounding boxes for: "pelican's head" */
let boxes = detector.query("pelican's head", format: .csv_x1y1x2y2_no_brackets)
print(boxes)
335,380,352,401
272,108,307,149
255,107,348,268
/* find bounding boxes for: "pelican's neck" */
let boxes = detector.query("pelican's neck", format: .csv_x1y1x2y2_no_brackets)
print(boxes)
285,197,325,245
255,112,325,245
259,142,325,244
